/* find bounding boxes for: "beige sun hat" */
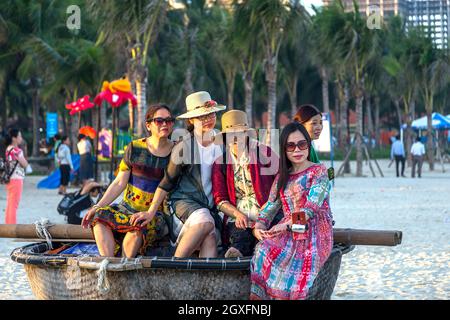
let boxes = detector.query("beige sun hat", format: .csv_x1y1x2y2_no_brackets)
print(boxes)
176,91,226,120
213,110,256,145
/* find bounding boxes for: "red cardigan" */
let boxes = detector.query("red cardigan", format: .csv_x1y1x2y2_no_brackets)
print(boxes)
211,142,278,212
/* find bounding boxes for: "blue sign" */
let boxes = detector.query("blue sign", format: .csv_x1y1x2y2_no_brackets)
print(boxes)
46,113,58,142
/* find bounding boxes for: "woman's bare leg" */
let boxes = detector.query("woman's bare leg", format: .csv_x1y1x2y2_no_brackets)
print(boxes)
122,230,143,258
93,223,115,257
174,222,214,258
198,233,217,258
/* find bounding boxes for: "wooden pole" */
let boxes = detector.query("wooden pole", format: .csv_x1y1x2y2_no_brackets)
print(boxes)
110,107,116,183
0,225,403,247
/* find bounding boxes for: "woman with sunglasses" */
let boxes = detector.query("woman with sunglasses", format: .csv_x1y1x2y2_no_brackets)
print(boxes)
250,122,333,300
130,91,225,258
82,104,174,258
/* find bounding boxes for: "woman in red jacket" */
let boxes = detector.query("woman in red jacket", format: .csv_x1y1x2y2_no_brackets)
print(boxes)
212,110,279,258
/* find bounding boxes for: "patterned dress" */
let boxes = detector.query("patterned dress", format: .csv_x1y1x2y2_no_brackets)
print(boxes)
250,164,333,300
90,138,169,256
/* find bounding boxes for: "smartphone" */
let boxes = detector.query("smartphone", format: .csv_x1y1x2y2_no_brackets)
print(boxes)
327,167,335,181
291,211,308,234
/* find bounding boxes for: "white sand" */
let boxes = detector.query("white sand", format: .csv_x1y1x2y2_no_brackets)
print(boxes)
0,159,449,299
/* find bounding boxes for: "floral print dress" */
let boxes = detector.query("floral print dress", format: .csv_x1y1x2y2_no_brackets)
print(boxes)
250,164,333,300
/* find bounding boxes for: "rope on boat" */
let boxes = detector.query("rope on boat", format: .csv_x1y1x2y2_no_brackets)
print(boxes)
97,259,111,294
34,218,54,250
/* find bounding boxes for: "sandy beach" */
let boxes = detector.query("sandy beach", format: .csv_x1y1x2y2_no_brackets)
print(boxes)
0,159,449,300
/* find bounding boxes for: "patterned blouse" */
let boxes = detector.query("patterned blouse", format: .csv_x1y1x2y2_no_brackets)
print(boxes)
119,138,170,212
229,151,260,226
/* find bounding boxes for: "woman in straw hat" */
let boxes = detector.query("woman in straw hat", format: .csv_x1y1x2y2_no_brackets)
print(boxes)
130,91,225,258
82,104,175,258
211,110,279,258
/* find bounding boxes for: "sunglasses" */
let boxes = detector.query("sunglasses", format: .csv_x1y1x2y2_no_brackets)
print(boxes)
286,140,309,152
197,112,216,121
147,117,175,125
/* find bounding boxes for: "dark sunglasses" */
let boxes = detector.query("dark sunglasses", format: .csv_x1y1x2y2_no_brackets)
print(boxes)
147,117,175,125
286,140,309,152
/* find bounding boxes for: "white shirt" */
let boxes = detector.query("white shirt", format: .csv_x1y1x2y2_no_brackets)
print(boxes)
196,139,222,207
57,144,74,169
77,139,92,155
411,142,426,156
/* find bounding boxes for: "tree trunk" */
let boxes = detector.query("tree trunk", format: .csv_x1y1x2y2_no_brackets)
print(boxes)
374,95,380,147
334,85,340,145
426,107,434,171
405,100,414,167
31,85,40,157
244,72,254,127
0,85,7,129
394,99,402,131
365,93,374,148
355,87,364,177
135,77,147,138
184,64,194,97
226,72,236,110
265,60,277,145
288,76,298,119
128,100,135,135
320,67,330,114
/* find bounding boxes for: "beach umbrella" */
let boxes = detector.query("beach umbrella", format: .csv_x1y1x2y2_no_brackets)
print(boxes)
79,126,97,139
94,77,137,182
66,95,95,128
402,112,450,130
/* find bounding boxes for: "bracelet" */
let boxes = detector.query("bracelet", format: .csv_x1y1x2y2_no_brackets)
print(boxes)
92,204,101,210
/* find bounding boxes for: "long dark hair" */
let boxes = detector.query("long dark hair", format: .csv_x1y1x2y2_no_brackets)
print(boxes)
57,135,69,154
276,122,312,198
294,104,322,124
5,128,20,147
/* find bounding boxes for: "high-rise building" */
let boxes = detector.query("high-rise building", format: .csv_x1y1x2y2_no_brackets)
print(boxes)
407,0,450,48
323,0,450,48
322,0,408,18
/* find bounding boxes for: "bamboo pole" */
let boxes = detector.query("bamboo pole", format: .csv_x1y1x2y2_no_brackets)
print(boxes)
0,225,403,247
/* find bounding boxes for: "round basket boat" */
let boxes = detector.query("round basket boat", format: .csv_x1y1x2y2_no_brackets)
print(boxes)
10,242,353,300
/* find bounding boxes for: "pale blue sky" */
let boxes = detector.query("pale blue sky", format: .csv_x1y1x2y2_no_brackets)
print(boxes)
301,0,323,15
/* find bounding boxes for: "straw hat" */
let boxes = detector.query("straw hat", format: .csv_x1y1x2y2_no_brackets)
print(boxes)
220,110,254,133
213,110,256,145
176,91,226,120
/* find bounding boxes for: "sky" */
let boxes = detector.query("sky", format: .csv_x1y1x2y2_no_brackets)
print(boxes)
301,0,324,15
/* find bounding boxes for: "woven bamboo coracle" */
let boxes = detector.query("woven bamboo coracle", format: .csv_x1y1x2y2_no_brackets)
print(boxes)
10,242,353,300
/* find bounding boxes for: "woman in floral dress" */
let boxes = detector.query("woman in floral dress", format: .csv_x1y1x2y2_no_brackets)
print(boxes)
82,104,174,258
251,122,333,300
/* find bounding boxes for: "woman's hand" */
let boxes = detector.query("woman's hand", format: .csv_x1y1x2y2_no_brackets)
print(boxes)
81,206,98,229
129,211,155,228
263,223,289,239
234,211,249,230
253,228,266,241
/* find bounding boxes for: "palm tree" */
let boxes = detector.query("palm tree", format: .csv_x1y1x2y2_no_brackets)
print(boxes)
279,4,310,118
340,4,381,176
238,0,299,140
232,2,264,127
88,0,168,137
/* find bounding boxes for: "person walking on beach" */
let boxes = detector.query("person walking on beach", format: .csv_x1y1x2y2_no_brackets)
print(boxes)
4,129,31,224
251,122,333,300
411,137,426,178
56,136,74,195
294,104,323,163
130,91,226,258
82,104,175,258
211,110,278,258
390,135,406,177
77,134,94,187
